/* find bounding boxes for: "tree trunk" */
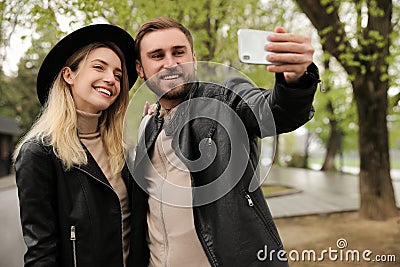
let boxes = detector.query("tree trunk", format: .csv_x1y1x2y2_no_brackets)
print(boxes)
273,135,280,165
296,0,397,220
320,128,340,171
320,101,341,171
353,78,398,220
302,130,310,169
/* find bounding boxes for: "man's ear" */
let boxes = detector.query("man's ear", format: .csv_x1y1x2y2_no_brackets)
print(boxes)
193,51,197,71
62,67,74,85
136,60,144,79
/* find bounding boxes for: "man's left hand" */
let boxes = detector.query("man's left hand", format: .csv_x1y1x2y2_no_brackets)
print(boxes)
265,26,314,84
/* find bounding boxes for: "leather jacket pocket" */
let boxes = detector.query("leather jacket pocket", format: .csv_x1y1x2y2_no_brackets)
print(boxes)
244,191,281,248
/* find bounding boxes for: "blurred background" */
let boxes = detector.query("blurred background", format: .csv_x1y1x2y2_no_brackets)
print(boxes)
1,1,399,266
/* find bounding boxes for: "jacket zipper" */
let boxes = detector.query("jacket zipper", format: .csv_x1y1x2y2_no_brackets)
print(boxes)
70,226,77,267
73,166,115,191
245,194,254,206
244,192,281,247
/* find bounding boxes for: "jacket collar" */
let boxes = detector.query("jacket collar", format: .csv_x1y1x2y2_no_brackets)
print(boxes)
163,81,198,136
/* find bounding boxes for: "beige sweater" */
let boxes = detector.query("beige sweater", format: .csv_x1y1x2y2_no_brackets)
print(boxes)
77,110,131,267
144,107,210,267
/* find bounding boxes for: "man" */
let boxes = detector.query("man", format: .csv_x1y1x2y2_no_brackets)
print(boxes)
128,16,319,267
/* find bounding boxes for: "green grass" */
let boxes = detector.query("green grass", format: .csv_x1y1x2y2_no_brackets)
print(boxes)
261,184,298,197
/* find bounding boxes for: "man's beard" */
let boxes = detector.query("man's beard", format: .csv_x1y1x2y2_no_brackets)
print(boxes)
144,63,196,101
158,82,193,100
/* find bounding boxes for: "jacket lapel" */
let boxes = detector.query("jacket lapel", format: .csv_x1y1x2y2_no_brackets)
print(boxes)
77,144,111,187
132,115,164,173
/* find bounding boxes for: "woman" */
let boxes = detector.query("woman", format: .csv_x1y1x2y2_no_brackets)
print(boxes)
14,24,137,267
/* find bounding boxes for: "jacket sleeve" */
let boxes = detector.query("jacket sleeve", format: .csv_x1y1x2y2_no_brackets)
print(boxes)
268,63,319,134
15,139,59,267
227,63,319,137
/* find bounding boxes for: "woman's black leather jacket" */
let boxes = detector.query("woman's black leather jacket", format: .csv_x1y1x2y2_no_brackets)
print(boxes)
15,139,132,267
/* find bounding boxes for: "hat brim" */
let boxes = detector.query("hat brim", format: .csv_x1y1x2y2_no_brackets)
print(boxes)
36,24,137,105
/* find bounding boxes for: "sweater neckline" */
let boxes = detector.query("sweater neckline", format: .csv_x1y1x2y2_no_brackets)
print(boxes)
76,109,101,137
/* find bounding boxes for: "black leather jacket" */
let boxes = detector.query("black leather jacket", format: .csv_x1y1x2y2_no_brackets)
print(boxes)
128,64,320,267
15,139,132,267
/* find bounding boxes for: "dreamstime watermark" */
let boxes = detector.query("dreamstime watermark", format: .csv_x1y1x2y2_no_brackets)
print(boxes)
257,238,397,263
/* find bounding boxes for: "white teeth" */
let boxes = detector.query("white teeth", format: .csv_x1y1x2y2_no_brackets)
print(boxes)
96,88,111,96
163,74,179,80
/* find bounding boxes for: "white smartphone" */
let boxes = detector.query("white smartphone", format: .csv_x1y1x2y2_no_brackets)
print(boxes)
237,29,277,65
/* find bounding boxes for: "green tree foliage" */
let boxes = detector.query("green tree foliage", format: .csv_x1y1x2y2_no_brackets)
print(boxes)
1,0,33,140
1,1,66,139
0,0,27,72
2,56,41,137
1,27,62,140
388,1,400,149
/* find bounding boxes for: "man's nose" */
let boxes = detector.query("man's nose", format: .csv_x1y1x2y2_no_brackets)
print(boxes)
163,54,178,69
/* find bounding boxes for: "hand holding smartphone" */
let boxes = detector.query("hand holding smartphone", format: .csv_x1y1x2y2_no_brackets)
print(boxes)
238,29,279,65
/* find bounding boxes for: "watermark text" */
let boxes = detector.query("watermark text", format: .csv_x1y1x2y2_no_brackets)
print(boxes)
257,238,397,263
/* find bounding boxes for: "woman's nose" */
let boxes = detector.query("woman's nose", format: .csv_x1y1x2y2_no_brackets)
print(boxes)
104,70,116,84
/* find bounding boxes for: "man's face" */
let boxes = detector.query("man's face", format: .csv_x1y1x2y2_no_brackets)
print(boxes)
136,28,197,101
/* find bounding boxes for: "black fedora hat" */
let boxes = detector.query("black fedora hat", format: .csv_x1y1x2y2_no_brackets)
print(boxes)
36,24,137,105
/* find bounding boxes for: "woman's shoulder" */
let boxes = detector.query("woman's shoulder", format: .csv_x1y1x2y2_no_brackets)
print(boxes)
14,136,56,172
19,136,53,155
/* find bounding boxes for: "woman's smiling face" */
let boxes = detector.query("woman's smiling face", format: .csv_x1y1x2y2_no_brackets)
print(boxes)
63,47,122,113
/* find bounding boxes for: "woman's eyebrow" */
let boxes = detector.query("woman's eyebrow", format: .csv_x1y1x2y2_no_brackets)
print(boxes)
91,58,122,72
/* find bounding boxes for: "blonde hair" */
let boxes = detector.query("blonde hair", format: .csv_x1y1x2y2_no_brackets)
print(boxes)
14,42,129,175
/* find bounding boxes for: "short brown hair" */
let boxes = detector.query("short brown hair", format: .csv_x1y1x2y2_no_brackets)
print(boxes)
135,16,194,61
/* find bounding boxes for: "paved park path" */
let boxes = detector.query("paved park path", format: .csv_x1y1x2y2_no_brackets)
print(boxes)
2,166,399,219
265,166,400,218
